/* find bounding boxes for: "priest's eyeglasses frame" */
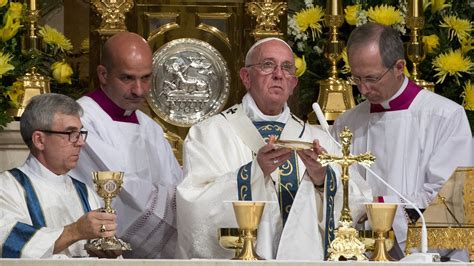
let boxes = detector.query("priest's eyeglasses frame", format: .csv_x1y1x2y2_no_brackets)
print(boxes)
348,62,396,85
246,59,297,77
39,129,88,143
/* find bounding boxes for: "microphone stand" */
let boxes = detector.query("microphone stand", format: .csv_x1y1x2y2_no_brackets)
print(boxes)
312,103,438,262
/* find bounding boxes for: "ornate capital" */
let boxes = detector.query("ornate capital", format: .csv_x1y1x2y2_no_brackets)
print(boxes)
90,0,134,31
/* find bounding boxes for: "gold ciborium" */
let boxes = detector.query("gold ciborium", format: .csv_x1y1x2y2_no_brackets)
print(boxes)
218,228,244,258
84,171,132,253
365,203,398,261
231,201,265,260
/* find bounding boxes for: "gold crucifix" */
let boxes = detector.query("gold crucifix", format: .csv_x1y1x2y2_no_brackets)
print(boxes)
318,126,375,261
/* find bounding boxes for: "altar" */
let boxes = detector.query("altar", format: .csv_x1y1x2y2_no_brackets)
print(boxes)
0,259,472,266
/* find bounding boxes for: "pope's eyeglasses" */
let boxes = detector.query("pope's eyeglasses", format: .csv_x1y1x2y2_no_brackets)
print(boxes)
246,59,297,77
39,129,88,143
348,62,396,85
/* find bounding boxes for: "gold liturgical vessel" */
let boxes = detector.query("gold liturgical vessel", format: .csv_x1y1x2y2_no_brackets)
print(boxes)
85,171,132,253
318,127,375,261
310,0,355,123
405,0,434,91
365,203,398,261
231,201,265,260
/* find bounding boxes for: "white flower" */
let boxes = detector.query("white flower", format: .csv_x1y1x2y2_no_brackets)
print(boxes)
304,0,313,8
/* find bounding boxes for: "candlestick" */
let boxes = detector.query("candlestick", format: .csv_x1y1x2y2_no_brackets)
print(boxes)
326,0,343,16
408,0,422,18
30,0,36,11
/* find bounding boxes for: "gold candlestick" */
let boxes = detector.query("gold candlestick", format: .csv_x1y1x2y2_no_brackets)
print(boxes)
309,0,355,123
318,127,375,261
30,0,36,11
406,0,435,91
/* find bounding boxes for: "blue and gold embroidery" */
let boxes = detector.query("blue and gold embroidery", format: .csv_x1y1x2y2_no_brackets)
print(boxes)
324,166,337,260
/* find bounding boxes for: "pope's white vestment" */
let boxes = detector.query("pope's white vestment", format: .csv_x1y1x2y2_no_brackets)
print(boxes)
176,94,371,260
0,155,100,258
332,78,473,249
71,91,183,259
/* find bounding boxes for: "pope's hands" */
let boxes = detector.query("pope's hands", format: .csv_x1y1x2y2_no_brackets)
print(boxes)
257,138,292,176
297,139,327,186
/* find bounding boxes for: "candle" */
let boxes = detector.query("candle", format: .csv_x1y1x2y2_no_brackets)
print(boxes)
408,0,423,17
30,0,36,11
326,0,343,16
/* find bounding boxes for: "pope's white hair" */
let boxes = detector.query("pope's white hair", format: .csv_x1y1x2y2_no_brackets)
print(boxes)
244,37,293,65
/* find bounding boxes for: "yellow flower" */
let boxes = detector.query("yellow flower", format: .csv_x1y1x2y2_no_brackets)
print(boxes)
431,0,450,13
51,61,73,84
433,49,474,84
294,54,306,77
344,5,360,26
0,14,22,42
341,48,350,74
5,2,23,22
462,80,474,111
423,34,439,54
0,0,7,8
39,25,73,52
460,38,473,54
0,51,14,77
295,6,324,39
367,4,403,26
5,81,24,106
440,15,473,42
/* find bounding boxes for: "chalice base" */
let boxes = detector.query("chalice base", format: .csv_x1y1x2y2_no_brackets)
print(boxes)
327,221,367,261
232,236,263,260
85,236,132,252
372,238,394,261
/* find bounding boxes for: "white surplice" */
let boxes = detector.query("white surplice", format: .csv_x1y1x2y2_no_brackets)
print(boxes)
71,96,183,259
0,155,100,258
332,79,473,247
176,94,372,260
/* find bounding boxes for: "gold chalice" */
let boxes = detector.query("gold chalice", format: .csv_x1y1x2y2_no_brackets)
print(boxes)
84,171,132,253
232,201,265,260
365,203,397,261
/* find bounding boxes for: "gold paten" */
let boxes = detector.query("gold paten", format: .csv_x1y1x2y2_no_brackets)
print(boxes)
365,203,398,261
231,201,265,260
405,167,474,262
9,68,50,118
246,0,287,40
405,0,434,91
318,127,375,261
85,171,132,253
309,0,355,123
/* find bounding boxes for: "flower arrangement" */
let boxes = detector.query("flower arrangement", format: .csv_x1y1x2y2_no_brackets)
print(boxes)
0,1,87,127
288,0,473,132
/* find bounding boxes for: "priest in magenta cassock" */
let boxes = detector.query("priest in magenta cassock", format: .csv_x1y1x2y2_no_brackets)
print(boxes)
332,22,473,258
71,32,183,259
176,38,372,260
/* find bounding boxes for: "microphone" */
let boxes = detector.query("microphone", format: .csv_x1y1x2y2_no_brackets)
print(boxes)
312,103,435,262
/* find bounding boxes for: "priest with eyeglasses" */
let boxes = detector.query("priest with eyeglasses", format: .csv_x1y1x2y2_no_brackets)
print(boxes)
176,37,372,260
0,94,118,258
332,22,473,260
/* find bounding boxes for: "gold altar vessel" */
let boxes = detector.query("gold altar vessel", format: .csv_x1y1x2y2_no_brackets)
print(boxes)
231,201,265,260
318,127,375,261
218,228,244,258
365,203,398,261
84,171,132,253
